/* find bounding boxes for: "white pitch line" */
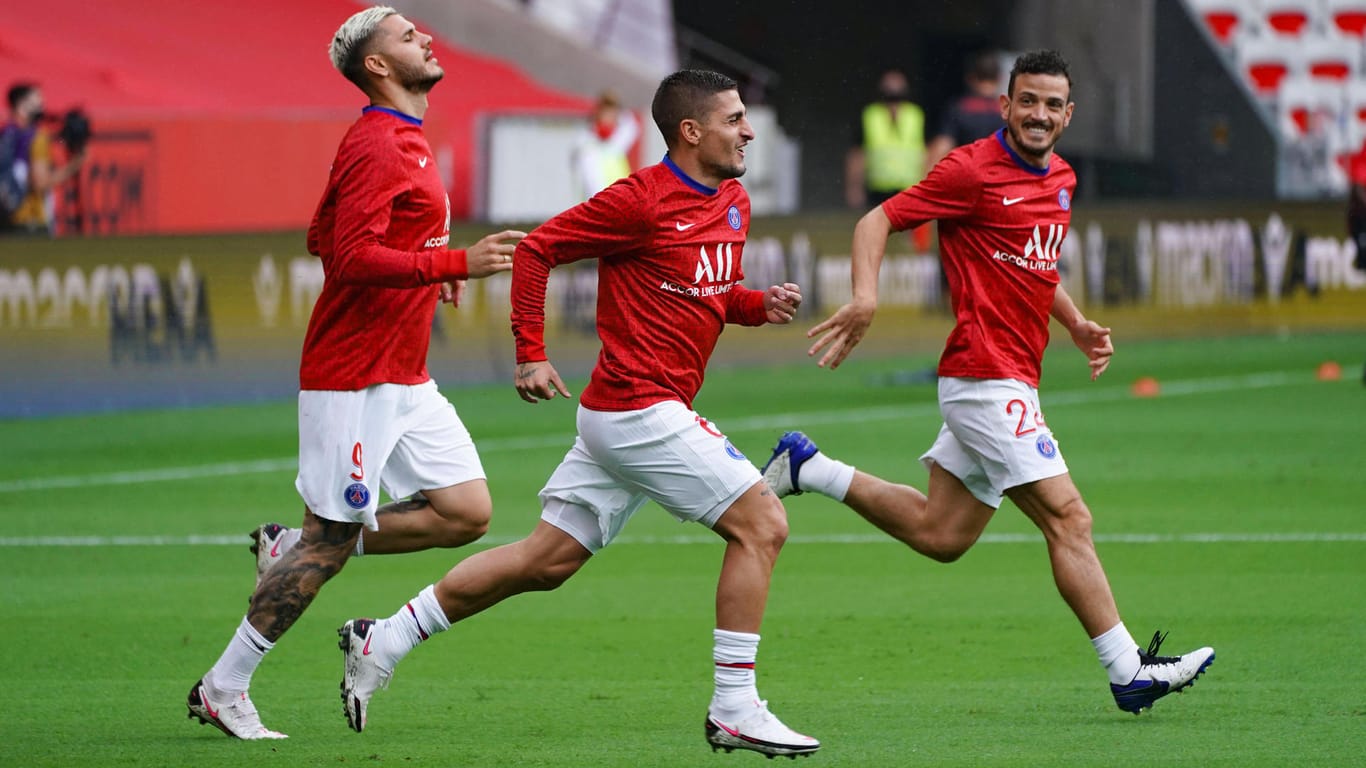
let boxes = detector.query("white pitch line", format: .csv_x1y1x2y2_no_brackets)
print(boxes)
0,369,1311,494
0,531,1361,548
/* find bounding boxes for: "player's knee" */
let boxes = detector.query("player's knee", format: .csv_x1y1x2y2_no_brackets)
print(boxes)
433,496,492,547
916,532,972,563
742,501,789,557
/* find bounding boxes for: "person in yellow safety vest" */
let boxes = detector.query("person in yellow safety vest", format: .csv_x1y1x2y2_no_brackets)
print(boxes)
573,89,639,201
845,69,931,251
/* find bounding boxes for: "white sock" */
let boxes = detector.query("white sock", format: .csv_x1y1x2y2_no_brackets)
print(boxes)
375,584,450,669
795,452,855,501
206,617,273,694
711,628,761,715
1092,622,1141,684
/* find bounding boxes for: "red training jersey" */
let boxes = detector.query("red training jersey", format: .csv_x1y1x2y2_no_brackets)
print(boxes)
512,156,768,411
301,107,470,391
882,128,1075,387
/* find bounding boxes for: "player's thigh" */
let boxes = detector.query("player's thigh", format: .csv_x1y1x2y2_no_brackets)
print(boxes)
578,401,761,530
925,460,996,538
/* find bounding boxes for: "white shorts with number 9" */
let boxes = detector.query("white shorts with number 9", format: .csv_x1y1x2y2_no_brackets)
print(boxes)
295,380,486,530
919,377,1069,509
538,401,762,553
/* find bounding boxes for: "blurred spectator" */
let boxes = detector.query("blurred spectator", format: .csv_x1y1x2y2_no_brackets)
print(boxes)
925,51,1004,171
572,89,639,200
1,82,86,236
846,69,930,251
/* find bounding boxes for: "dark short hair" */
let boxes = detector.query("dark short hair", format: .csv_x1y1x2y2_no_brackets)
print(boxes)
651,69,738,149
7,82,37,111
1007,49,1071,98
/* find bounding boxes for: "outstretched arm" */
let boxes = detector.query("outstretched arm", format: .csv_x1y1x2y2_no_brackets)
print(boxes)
806,205,893,369
1051,285,1113,381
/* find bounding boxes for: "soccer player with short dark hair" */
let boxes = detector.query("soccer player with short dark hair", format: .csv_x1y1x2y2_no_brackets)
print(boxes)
763,49,1215,716
335,68,819,759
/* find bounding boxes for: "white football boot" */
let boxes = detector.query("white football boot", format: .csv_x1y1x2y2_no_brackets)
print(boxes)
249,523,292,588
1110,631,1215,713
337,618,393,732
186,678,287,740
705,699,820,759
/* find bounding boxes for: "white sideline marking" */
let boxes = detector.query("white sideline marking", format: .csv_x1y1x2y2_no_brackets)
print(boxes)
0,531,1361,548
0,370,1309,494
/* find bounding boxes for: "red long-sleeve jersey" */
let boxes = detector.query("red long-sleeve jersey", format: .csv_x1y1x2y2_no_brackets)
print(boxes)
883,129,1076,387
512,156,768,411
301,107,469,391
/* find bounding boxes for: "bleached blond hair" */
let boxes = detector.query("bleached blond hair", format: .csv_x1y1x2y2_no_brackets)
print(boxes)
329,5,399,86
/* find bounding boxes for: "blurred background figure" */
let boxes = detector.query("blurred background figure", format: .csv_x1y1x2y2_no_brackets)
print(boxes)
1,82,87,236
572,88,639,200
925,50,1004,171
846,69,930,251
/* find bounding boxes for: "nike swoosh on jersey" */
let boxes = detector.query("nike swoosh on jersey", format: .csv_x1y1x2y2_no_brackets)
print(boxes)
675,221,697,230
1002,196,1025,205
419,157,429,167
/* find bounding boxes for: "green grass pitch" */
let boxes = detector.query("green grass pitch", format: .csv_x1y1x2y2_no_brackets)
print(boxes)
2,331,1363,767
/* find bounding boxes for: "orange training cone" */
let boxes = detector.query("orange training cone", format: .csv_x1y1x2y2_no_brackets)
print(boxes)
1316,360,1342,381
1131,376,1161,398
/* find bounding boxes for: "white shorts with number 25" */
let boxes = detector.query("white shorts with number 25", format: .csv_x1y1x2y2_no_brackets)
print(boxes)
920,377,1069,509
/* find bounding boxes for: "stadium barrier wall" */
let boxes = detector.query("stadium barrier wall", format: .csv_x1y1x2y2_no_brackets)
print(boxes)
2,201,1362,418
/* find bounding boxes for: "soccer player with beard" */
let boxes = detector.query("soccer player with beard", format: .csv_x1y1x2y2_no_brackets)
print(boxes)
186,6,523,740
334,69,819,759
762,50,1215,715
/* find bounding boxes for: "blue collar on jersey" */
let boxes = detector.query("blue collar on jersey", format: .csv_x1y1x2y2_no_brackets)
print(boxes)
994,128,1049,176
662,154,718,195
363,105,423,126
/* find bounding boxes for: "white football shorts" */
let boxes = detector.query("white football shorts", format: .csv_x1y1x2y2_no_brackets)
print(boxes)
919,376,1069,509
296,380,486,530
539,400,762,553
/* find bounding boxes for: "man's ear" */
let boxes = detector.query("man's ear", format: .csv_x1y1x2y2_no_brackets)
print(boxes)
679,118,703,147
363,52,389,79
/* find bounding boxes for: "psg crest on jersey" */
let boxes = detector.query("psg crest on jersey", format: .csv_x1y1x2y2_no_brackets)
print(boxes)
727,205,742,230
724,440,747,461
1035,434,1058,459
344,482,371,510
1058,189,1071,211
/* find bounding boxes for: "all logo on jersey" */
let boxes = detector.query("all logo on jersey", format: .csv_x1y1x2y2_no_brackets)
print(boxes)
695,242,735,284
727,205,742,231
993,224,1065,272
1058,188,1071,211
1023,224,1064,263
659,242,742,298
344,482,371,510
1035,434,1058,459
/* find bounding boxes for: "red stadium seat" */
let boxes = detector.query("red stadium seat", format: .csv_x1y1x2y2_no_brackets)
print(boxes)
1327,0,1366,37
1262,0,1317,37
1187,0,1250,45
1235,34,1305,95
1302,32,1362,81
